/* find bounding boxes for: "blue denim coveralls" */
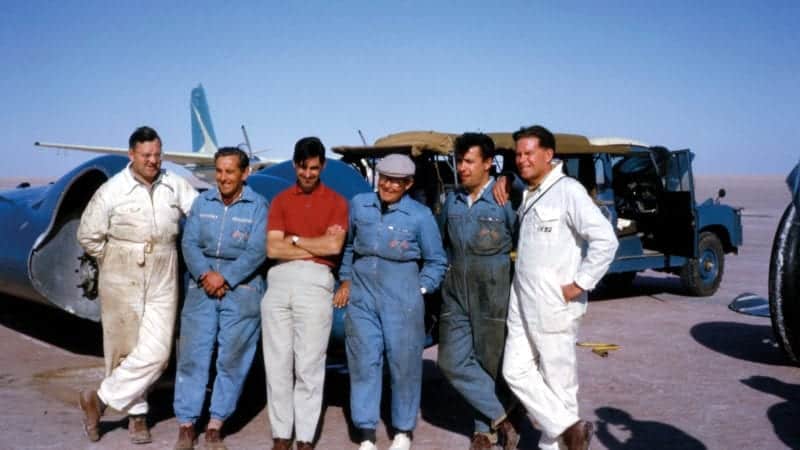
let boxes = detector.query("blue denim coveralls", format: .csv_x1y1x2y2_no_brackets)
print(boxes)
437,179,517,434
173,185,268,425
340,192,447,434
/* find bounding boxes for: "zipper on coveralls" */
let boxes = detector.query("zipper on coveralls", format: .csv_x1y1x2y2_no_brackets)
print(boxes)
214,205,230,271
146,185,157,254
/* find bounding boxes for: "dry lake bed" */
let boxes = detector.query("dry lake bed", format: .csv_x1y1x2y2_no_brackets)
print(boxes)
0,174,797,449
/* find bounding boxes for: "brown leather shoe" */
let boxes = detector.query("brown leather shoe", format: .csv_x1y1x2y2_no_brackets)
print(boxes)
562,420,594,450
296,441,314,450
129,415,152,444
469,433,493,450
204,427,228,450
272,438,292,450
496,418,520,450
174,425,197,450
78,389,103,442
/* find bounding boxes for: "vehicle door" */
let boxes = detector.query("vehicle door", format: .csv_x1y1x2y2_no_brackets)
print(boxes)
655,149,697,257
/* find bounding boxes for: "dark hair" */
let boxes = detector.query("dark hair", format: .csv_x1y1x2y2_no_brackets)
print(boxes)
214,147,249,170
454,132,495,160
293,136,326,165
512,125,556,154
128,126,161,150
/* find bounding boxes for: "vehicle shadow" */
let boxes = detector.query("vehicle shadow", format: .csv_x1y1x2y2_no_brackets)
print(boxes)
740,375,800,448
594,406,706,450
318,366,357,444
419,359,542,448
591,274,685,302
220,345,267,435
690,321,792,366
320,359,443,445
0,294,103,357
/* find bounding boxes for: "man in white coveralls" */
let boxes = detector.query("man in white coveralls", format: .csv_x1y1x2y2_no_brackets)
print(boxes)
498,125,617,450
76,126,197,444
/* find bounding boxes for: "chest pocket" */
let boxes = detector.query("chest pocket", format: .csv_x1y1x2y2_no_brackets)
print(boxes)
197,212,219,243
109,199,149,241
382,223,419,261
229,216,254,249
468,215,509,256
353,217,380,255
531,206,561,243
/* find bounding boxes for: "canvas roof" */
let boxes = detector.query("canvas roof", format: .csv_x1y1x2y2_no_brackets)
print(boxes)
333,131,646,157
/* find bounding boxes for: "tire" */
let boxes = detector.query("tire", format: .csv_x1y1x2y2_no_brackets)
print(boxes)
680,231,724,296
769,202,800,364
602,271,637,289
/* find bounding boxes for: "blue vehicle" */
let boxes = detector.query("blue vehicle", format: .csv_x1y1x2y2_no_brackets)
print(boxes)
335,131,743,296
769,162,800,363
0,155,370,328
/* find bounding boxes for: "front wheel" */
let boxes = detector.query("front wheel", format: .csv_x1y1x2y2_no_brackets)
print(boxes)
769,202,800,364
680,231,724,296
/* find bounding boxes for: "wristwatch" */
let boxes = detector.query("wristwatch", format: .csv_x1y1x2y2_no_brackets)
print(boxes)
291,235,300,246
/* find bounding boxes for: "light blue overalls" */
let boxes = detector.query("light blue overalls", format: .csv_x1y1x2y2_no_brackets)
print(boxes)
340,192,447,435
173,185,268,425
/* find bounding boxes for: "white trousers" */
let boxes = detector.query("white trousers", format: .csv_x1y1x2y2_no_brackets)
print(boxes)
503,273,581,450
261,261,334,442
96,243,178,415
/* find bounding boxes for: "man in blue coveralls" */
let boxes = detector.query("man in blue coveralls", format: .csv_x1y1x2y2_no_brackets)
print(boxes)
333,153,448,450
172,147,268,450
437,133,520,450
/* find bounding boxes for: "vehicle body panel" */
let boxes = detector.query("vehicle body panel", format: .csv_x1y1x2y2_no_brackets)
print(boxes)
0,155,371,326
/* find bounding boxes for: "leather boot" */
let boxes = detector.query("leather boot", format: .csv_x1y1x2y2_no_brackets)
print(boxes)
174,425,197,450
78,389,104,442
296,441,314,450
128,415,152,444
204,427,228,450
272,438,292,450
496,417,520,450
562,420,594,450
469,433,493,450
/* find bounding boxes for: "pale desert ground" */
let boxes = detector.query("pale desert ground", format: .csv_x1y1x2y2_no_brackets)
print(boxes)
0,174,797,450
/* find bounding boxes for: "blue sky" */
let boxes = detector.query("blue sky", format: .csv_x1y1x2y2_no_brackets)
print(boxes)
1,1,797,178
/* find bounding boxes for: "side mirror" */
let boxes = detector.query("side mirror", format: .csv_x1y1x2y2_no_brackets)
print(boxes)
715,188,726,204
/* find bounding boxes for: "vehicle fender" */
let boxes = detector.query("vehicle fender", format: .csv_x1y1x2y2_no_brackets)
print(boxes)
696,203,743,252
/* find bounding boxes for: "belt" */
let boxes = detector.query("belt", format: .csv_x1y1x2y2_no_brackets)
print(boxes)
107,237,175,265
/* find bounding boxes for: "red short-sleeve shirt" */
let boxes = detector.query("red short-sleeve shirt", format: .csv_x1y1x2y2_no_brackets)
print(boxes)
267,182,349,268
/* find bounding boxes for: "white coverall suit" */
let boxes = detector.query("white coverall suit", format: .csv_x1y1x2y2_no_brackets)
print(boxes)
77,166,197,415
502,162,617,450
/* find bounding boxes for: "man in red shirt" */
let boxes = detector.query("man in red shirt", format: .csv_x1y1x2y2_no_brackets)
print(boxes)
261,137,348,450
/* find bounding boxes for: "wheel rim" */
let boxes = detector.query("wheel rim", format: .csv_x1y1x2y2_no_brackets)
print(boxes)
699,247,719,285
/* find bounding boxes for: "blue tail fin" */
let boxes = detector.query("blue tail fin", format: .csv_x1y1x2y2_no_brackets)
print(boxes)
190,84,219,154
